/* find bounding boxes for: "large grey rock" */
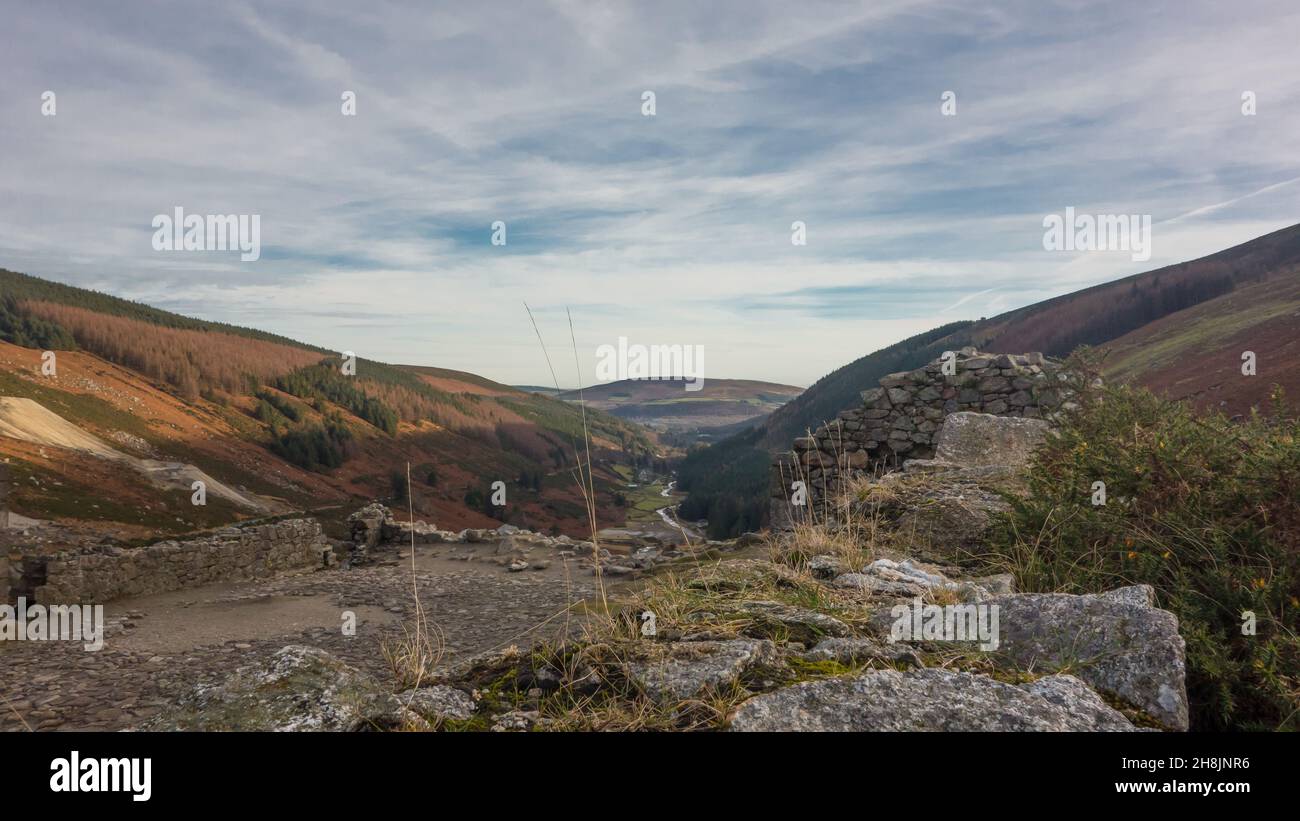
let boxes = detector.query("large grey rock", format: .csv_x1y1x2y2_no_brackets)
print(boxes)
624,639,778,703
878,474,1013,561
148,645,399,731
933,411,1049,468
1098,585,1155,607
862,558,953,589
807,554,844,580
830,559,987,600
728,668,1138,732
994,586,1188,731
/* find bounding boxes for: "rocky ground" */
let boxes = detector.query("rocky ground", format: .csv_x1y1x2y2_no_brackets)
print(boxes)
0,540,612,731
2,478,749,732
2,408,1199,733
133,549,1187,733
114,411,1193,733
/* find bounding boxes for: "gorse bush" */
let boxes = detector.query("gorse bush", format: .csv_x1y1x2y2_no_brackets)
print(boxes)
987,376,1299,731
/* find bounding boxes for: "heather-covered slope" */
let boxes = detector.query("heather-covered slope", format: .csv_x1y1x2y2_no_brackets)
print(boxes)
0,269,658,541
1100,275,1300,416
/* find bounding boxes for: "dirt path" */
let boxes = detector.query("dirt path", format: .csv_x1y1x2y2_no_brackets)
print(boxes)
0,540,600,731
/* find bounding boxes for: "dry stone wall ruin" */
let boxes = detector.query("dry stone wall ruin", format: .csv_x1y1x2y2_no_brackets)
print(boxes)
8,518,332,605
771,348,1076,527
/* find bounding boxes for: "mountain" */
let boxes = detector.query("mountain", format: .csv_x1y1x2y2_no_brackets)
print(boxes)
556,378,802,440
0,269,660,543
678,223,1300,537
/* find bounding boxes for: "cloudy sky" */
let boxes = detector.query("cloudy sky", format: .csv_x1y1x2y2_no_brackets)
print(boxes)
2,1,1299,388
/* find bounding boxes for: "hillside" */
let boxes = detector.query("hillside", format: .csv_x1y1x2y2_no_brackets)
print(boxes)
679,223,1300,537
0,269,659,542
557,377,802,439
1101,275,1300,416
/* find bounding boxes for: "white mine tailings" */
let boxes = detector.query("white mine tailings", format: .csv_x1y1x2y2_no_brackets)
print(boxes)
0,396,271,512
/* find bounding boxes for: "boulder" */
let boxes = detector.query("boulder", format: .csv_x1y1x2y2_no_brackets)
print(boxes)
806,554,843,580
1020,675,1143,732
993,586,1188,731
800,637,922,668
728,668,1138,732
933,411,1049,468
857,470,1014,561
830,558,975,598
833,572,924,596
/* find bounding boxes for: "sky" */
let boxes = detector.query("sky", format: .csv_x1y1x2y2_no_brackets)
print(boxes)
2,0,1299,389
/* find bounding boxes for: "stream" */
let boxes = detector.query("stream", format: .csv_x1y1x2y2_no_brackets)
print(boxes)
654,480,704,540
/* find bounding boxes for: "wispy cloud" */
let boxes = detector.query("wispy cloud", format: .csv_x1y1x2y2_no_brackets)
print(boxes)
1,0,1298,386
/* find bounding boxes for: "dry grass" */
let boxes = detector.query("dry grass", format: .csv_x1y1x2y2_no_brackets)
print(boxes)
381,463,446,690
384,307,629,723
766,461,904,574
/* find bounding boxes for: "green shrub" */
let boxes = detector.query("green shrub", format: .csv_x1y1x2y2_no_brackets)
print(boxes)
987,376,1299,730
269,417,354,471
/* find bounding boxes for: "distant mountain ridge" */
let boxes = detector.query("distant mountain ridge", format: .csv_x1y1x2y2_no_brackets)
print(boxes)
556,377,802,438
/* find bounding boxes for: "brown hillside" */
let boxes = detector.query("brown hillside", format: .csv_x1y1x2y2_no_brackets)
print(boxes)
1101,275,1300,416
976,223,1300,356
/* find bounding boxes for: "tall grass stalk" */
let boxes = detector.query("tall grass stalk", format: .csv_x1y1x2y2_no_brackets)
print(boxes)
382,461,445,692
524,302,607,617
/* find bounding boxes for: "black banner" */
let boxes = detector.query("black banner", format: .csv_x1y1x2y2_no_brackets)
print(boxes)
7,731,1287,810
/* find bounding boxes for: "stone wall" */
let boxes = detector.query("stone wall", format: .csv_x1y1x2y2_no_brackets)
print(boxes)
8,518,332,605
771,348,1075,527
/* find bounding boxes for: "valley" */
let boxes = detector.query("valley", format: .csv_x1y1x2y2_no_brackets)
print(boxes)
1,228,1297,738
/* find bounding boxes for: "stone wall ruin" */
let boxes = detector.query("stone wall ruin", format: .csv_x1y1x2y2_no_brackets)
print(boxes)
771,348,1076,527
7,518,332,605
